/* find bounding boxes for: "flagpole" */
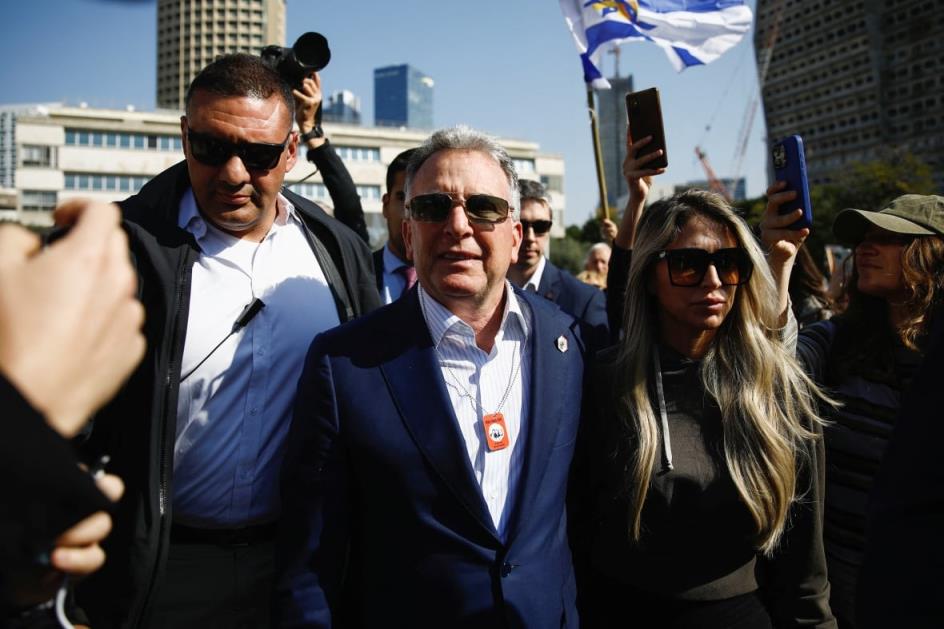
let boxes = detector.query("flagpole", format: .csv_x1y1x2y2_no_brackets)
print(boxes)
585,86,610,221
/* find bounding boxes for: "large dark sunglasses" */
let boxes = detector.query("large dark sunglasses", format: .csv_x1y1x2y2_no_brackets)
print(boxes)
657,248,753,287
520,219,553,235
186,129,291,171
406,192,510,225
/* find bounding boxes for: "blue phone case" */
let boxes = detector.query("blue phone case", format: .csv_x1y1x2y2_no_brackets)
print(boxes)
772,135,813,230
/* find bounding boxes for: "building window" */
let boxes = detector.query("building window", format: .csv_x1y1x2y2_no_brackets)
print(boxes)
20,145,54,168
288,182,329,200
513,158,536,174
335,145,381,162
64,172,149,194
64,128,181,153
356,185,382,201
21,190,57,212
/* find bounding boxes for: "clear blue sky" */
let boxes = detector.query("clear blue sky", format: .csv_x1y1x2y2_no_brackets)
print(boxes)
0,0,766,226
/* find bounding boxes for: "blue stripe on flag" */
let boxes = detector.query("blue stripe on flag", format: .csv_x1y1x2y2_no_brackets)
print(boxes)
581,53,603,82
584,19,648,57
639,0,745,13
671,46,706,67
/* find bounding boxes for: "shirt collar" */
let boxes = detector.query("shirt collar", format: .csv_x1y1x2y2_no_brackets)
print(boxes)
177,188,296,247
383,243,409,274
523,255,547,292
419,281,530,349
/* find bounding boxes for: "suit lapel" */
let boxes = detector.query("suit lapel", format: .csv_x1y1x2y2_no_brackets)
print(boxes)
505,291,572,545
379,292,500,542
538,260,562,303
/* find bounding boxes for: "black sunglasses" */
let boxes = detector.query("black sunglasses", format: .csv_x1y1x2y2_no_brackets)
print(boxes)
406,192,510,225
657,248,753,287
186,129,291,171
520,219,553,235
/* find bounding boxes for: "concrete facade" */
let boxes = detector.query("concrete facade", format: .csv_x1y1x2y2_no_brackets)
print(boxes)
755,0,944,190
157,0,286,110
0,104,566,243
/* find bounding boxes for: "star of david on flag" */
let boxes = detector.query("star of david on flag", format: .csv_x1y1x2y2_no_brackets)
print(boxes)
559,0,753,87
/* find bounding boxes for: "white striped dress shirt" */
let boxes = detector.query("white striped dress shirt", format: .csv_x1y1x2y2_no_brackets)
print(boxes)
418,283,532,536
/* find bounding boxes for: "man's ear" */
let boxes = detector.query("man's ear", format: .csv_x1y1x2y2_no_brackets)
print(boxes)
509,219,523,265
284,130,299,172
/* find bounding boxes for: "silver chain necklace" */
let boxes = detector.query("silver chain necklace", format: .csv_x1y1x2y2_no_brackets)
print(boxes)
420,291,521,418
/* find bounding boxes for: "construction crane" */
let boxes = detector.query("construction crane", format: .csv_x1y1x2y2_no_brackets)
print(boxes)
695,146,733,202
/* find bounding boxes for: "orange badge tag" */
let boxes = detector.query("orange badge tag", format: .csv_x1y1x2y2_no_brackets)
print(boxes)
483,413,510,452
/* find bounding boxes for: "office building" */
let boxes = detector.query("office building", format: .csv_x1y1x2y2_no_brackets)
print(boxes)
157,0,286,110
595,74,633,213
323,90,362,125
374,64,434,129
756,0,944,189
0,103,566,242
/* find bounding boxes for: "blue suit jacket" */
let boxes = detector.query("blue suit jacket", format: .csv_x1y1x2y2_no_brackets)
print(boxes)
277,287,584,628
537,260,609,352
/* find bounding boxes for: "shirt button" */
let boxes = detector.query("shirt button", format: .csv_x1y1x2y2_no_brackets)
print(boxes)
249,408,258,416
500,562,516,578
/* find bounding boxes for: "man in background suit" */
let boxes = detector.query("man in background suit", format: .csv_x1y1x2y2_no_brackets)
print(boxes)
373,148,418,303
277,126,584,628
508,179,608,349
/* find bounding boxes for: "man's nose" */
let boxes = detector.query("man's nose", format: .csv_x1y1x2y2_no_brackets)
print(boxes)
443,204,473,239
218,154,251,185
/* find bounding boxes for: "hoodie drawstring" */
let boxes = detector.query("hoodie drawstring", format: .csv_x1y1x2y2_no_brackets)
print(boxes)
653,348,674,473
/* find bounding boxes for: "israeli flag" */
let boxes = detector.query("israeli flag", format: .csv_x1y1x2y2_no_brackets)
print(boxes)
560,0,753,87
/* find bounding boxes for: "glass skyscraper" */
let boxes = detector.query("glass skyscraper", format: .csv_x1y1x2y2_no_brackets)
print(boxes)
373,64,434,129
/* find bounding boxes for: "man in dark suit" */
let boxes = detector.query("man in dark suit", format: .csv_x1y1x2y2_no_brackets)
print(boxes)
373,148,418,303
508,180,608,350
277,126,585,628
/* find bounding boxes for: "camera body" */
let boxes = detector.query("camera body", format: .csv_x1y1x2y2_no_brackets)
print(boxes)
260,32,331,89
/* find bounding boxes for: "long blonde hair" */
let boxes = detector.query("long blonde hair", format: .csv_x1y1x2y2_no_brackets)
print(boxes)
615,190,830,555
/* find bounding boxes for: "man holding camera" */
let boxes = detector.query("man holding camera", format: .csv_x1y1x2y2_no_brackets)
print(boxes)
75,53,379,628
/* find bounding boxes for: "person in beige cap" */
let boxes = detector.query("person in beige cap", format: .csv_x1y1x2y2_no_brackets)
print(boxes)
762,191,944,628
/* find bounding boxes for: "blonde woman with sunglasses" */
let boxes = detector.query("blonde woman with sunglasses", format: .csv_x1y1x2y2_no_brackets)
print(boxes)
574,135,836,629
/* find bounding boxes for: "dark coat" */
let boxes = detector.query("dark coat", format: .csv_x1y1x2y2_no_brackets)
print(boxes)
536,260,609,352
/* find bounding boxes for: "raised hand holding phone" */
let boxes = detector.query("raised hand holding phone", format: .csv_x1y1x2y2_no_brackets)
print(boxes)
771,135,813,230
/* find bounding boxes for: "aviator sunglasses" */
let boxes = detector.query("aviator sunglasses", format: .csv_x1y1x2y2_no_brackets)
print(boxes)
186,128,291,171
657,248,753,287
406,192,510,225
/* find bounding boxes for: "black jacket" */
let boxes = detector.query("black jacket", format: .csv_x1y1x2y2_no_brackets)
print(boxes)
75,161,380,628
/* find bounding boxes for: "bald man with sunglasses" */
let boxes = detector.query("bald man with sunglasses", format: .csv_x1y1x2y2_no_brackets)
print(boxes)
73,54,379,628
508,180,609,351
277,126,585,628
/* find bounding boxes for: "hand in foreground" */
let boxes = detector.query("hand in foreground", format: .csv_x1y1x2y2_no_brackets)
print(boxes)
761,180,810,265
0,200,145,437
9,473,123,611
51,473,123,576
293,71,325,148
